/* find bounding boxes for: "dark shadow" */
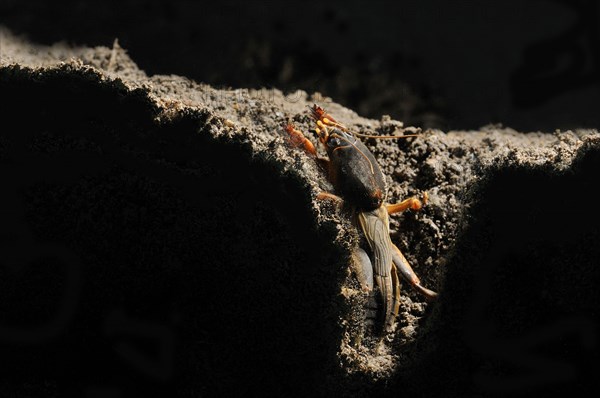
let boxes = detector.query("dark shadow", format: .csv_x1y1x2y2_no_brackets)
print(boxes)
0,69,346,396
388,149,600,397
510,0,600,109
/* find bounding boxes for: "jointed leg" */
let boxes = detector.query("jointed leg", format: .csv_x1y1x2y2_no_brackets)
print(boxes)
391,243,438,301
386,192,428,215
387,262,402,332
285,123,332,173
310,104,348,131
285,123,317,156
316,192,345,213
316,192,343,203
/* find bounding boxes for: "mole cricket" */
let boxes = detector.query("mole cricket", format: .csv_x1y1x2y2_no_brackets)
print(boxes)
285,105,437,334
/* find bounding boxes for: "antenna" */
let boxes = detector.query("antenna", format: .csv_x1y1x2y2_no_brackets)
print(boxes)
353,132,422,139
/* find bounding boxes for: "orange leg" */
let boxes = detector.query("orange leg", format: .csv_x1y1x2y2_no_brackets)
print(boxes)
285,123,317,156
311,104,348,131
386,192,428,215
316,192,344,212
285,123,332,179
316,117,347,132
391,243,437,301
316,192,343,203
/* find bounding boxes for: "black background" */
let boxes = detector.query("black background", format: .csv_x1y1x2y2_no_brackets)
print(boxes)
2,0,599,131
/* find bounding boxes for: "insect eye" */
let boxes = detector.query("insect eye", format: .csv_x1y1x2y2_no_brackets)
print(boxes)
328,137,341,148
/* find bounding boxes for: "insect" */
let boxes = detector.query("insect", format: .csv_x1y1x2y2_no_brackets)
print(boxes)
285,105,438,334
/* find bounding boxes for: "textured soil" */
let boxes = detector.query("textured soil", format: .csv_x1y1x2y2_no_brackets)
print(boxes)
2,29,600,397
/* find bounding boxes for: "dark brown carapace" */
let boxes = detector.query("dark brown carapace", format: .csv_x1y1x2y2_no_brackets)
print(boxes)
289,105,386,210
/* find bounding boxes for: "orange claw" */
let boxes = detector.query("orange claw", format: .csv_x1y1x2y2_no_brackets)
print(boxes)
410,198,423,211
387,196,423,215
285,123,316,156
309,104,347,130
309,104,329,122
